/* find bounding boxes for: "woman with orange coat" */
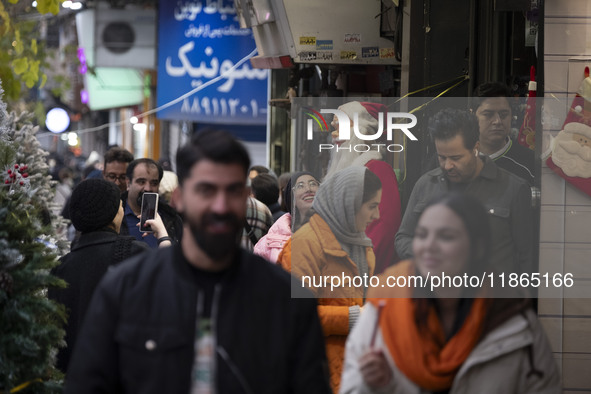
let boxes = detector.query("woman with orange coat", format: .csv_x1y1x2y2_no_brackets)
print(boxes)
279,166,382,392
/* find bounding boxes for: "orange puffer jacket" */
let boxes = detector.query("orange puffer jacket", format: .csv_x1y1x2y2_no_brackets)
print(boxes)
279,214,375,393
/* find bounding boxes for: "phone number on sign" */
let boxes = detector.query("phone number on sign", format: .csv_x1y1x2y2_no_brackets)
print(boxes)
491,272,574,288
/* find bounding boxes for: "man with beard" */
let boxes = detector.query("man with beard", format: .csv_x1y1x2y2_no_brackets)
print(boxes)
551,122,591,177
120,158,183,248
395,109,534,276
66,130,331,394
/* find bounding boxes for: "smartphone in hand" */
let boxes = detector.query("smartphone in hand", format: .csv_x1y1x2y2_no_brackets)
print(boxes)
140,193,159,232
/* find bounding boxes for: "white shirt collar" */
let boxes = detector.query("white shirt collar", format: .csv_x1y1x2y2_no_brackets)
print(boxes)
488,138,511,160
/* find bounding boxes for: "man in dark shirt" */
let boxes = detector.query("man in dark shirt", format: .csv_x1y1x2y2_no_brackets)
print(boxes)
471,82,536,187
395,109,534,276
120,158,182,248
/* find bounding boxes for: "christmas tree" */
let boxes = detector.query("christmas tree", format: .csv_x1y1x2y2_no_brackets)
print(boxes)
0,81,67,393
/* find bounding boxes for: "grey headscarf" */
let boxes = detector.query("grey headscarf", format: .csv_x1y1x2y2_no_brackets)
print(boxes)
312,166,373,278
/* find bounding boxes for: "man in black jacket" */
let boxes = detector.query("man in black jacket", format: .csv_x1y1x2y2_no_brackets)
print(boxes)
471,82,536,187
66,130,331,393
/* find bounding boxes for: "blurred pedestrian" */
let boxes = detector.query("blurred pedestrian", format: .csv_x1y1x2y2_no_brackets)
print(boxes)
48,179,149,372
251,173,285,222
103,147,134,193
341,193,559,393
240,194,273,250
248,164,270,180
278,171,291,211
65,130,331,393
53,167,74,215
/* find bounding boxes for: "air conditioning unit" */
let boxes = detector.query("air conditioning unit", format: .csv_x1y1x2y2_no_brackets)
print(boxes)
76,9,145,110
94,7,156,69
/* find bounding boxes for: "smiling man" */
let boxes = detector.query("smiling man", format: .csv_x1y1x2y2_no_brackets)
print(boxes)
66,130,331,394
395,108,533,276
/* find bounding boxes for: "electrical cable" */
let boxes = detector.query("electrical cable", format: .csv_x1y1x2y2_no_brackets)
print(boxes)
36,47,259,138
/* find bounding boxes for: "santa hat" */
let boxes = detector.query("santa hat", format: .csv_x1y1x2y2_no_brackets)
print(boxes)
359,102,388,121
560,67,591,128
326,101,386,177
337,101,388,135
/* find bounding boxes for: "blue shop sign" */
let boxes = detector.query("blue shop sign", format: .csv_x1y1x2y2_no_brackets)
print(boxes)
157,0,268,125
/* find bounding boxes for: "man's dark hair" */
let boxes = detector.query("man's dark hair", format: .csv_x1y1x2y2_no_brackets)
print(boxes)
249,165,270,176
470,82,512,111
158,157,172,171
104,147,134,166
251,173,279,206
126,158,163,182
176,129,251,186
429,108,480,150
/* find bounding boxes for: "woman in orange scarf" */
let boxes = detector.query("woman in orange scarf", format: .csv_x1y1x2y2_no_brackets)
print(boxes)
340,193,560,393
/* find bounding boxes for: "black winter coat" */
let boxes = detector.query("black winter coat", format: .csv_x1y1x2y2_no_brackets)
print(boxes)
48,230,149,372
66,246,331,394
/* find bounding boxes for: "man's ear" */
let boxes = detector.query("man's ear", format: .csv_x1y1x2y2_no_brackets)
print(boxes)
171,186,183,213
474,140,480,155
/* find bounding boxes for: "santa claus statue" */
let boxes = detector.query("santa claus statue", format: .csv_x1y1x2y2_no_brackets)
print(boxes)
546,66,591,197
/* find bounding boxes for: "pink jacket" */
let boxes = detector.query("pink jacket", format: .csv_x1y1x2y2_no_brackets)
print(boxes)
253,213,292,263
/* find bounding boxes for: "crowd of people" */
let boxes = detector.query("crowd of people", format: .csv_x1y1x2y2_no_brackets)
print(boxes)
46,83,561,393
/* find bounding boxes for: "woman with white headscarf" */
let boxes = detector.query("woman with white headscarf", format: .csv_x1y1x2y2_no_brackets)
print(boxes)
279,166,382,393
326,101,402,274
